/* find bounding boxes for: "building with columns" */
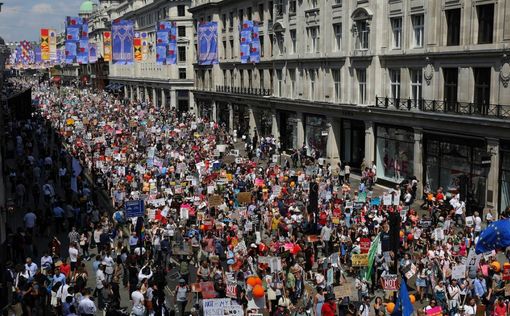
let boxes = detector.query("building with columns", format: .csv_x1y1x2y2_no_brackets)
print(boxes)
107,0,195,111
190,0,510,215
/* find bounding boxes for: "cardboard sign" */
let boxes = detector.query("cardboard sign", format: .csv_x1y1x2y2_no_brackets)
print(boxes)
452,264,466,280
208,195,223,207
466,249,482,279
200,282,216,299
351,254,369,267
505,283,510,296
237,192,252,204
381,274,399,291
203,299,242,316
360,238,371,254
333,282,356,300
383,194,392,206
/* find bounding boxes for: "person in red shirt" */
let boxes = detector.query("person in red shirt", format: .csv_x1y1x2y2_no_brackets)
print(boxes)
321,293,337,316
493,297,507,316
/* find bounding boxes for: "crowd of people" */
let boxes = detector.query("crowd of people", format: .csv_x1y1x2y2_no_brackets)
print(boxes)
1,77,509,316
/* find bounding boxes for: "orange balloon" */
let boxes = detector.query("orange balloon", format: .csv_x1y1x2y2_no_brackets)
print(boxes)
290,181,295,188
491,261,501,272
252,284,265,298
400,231,404,238
247,277,258,287
199,225,205,230
386,302,395,313
409,295,416,304
254,277,263,286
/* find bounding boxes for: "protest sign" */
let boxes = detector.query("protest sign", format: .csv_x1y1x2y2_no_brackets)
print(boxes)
208,195,223,207
452,264,466,280
426,306,442,316
203,298,243,316
383,194,392,206
125,200,144,218
360,238,371,254
351,254,369,267
237,192,252,204
402,263,417,279
200,282,216,299
381,274,399,291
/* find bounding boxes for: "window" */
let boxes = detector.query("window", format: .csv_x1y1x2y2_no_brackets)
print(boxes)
178,46,186,62
356,20,369,50
247,7,252,20
179,68,186,79
258,3,264,21
223,69,227,85
248,69,253,89
239,9,244,22
276,0,283,17
307,26,319,53
333,23,342,51
276,69,283,96
289,0,296,14
229,12,234,28
260,36,264,57
269,1,273,20
240,70,245,87
391,17,402,49
222,40,227,59
412,15,424,48
269,34,274,56
333,0,342,5
390,69,401,99
357,69,367,104
477,4,494,44
443,68,459,106
474,68,491,113
259,69,265,89
177,5,185,17
276,34,284,55
410,69,422,107
309,0,318,9
221,14,226,30
178,26,186,37
229,39,234,58
290,30,297,54
229,70,233,86
309,69,316,99
289,69,296,98
446,8,461,46
332,69,341,102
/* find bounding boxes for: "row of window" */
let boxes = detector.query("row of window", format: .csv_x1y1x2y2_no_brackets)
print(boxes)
137,5,187,27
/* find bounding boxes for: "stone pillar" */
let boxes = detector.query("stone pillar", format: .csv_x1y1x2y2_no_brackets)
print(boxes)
189,90,196,115
124,85,128,98
152,88,158,108
248,106,257,139
170,89,177,110
296,112,305,148
212,100,218,122
271,109,280,142
130,86,134,101
486,138,500,218
364,121,375,164
228,103,234,133
413,128,424,198
326,118,341,164
144,87,149,102
161,89,166,108
136,86,141,101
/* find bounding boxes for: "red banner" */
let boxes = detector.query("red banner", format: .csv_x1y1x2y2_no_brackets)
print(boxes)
40,29,50,60
200,282,216,299
360,238,371,253
503,263,510,281
103,31,111,62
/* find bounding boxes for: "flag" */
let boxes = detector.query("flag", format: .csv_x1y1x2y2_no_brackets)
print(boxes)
112,20,134,65
89,43,97,63
363,233,380,281
475,219,510,254
392,278,414,316
134,33,142,61
40,29,50,60
141,32,149,61
156,21,176,65
198,21,218,65
103,31,112,61
49,29,57,61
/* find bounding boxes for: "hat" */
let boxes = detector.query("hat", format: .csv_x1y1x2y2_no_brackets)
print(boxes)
179,278,185,284
250,243,257,248
325,292,336,301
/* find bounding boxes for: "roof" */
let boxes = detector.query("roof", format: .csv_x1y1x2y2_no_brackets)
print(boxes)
80,0,94,14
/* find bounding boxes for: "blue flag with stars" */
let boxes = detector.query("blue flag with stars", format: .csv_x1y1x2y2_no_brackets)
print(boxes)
475,219,510,254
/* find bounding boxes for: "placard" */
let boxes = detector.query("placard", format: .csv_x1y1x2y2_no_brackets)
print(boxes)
203,298,242,316
505,284,510,296
351,254,369,267
402,263,417,279
381,274,399,291
208,195,223,207
360,238,371,254
503,264,510,281
452,264,466,280
426,306,442,316
383,194,392,206
200,282,216,299
237,192,252,204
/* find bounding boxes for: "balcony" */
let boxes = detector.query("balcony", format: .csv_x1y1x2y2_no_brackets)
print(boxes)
216,85,272,96
375,97,510,120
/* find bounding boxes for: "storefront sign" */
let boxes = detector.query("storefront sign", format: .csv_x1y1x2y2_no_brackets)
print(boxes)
351,254,369,267
381,274,399,291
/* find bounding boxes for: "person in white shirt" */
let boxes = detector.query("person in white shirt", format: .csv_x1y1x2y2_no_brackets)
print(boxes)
68,242,79,272
103,251,115,283
95,264,106,310
77,288,97,316
473,212,482,236
131,285,146,316
25,257,38,280
41,252,53,273
463,297,478,315
138,264,153,283
358,296,370,316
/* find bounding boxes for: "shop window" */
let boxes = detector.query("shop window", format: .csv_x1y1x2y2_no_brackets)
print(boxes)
391,17,402,49
376,126,414,183
412,14,424,48
446,8,461,46
477,4,494,44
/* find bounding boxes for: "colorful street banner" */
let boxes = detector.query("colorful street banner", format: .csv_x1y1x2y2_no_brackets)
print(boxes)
156,21,177,65
197,21,218,65
65,16,88,64
112,19,134,65
34,47,42,63
103,31,112,62
134,33,142,61
20,41,31,65
49,29,57,61
89,43,97,63
141,32,149,61
240,20,260,64
40,29,50,60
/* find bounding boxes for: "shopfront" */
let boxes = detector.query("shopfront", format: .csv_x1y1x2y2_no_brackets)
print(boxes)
217,102,230,126
305,114,328,158
424,134,487,212
233,104,249,137
500,142,510,214
279,111,298,150
375,125,415,183
253,108,273,137
341,119,365,170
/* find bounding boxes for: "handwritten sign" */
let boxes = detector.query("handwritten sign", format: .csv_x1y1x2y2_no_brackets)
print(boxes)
208,195,223,207
351,254,369,267
203,298,242,316
237,192,252,204
452,264,466,280
381,274,399,291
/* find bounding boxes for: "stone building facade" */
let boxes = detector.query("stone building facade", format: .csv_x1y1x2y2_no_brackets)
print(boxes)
189,0,510,215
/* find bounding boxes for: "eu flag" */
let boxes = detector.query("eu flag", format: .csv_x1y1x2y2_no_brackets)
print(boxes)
392,278,414,316
475,219,510,254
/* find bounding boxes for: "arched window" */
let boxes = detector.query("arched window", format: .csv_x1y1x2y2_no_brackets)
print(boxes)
351,8,372,50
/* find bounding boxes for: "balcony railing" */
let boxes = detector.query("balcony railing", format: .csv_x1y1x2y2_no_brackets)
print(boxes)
216,85,272,96
375,97,510,120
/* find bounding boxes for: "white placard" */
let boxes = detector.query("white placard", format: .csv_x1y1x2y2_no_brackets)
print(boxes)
452,264,466,280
